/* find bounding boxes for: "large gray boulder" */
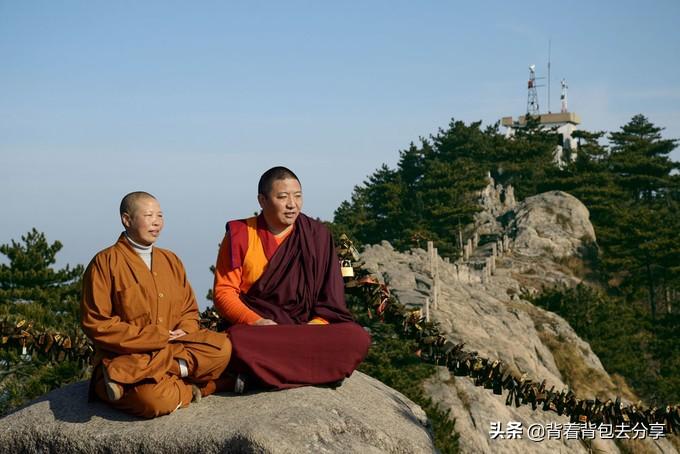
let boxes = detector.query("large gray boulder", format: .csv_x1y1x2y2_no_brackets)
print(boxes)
512,191,596,259
0,371,435,454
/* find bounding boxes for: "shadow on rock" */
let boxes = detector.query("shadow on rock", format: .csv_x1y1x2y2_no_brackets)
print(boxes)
46,381,138,423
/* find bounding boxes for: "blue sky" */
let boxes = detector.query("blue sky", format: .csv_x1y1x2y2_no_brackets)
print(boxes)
1,1,679,307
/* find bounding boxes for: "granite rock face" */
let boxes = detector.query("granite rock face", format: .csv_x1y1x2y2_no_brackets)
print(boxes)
0,371,435,454
362,243,678,454
360,186,678,454
511,191,596,259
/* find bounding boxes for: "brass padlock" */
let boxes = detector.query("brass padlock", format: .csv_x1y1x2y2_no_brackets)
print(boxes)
340,259,354,278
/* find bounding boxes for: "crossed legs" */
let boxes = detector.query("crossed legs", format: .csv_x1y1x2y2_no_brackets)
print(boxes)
95,330,231,418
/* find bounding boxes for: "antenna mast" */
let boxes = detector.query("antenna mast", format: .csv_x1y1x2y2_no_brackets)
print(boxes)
527,65,540,115
560,79,568,113
547,39,552,113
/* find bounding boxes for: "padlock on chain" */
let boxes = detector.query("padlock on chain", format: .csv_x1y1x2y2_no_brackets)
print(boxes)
340,259,354,278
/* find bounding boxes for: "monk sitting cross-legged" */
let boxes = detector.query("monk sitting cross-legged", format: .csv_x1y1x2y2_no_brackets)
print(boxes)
213,166,371,390
81,191,232,418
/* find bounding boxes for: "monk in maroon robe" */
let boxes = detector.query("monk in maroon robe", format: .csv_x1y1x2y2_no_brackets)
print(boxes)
213,166,370,390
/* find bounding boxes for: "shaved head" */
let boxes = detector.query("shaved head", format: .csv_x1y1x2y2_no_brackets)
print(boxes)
119,192,163,245
258,166,300,198
120,191,157,217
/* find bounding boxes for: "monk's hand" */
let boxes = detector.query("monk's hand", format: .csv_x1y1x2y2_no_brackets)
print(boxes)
169,329,187,341
251,318,277,326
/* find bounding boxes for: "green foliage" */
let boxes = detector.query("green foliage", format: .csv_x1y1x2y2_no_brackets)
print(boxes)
337,112,678,317
651,313,680,402
530,285,679,404
0,358,87,416
487,115,561,199
0,230,85,416
334,118,561,257
347,294,459,453
540,115,680,320
0,228,83,327
337,114,679,321
608,114,679,201
334,112,679,434
0,228,82,294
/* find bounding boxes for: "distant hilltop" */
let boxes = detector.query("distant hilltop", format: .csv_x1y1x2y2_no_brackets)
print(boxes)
502,65,581,166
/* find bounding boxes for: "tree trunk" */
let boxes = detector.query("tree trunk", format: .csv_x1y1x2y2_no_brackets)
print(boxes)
645,262,656,321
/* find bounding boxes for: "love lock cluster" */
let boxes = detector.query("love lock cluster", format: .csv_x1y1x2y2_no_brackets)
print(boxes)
0,317,93,367
419,337,680,434
335,235,680,435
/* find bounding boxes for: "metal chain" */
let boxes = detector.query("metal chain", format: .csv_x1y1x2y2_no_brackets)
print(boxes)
333,234,679,435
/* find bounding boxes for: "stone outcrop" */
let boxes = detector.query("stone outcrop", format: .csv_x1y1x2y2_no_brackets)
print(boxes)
511,191,596,260
360,185,678,454
473,173,517,236
0,371,434,454
463,177,597,290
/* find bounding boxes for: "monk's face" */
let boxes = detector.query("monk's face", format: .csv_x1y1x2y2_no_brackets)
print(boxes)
258,178,303,234
121,197,164,246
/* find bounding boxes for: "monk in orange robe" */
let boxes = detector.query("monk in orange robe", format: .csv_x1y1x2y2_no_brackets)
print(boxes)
213,166,370,390
81,192,232,418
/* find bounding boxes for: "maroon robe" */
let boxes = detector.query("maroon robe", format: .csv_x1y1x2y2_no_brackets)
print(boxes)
225,213,370,389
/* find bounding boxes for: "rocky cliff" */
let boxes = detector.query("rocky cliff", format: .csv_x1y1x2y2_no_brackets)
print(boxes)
0,371,434,454
360,181,678,454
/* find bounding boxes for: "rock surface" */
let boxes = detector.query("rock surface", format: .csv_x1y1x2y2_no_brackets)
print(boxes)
360,186,678,454
0,371,434,454
511,191,596,259
473,174,517,236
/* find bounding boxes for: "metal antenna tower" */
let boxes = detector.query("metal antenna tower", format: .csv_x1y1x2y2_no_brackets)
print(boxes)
547,40,552,113
560,79,568,113
527,64,540,115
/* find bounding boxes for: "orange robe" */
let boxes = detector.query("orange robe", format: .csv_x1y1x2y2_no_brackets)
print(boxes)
213,216,327,325
81,234,231,418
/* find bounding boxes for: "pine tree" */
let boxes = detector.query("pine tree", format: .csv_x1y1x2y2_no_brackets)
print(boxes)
539,130,622,281
608,114,679,201
538,117,680,320
601,116,679,318
490,114,561,199
395,141,431,247
0,228,83,327
333,119,491,257
0,229,86,415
